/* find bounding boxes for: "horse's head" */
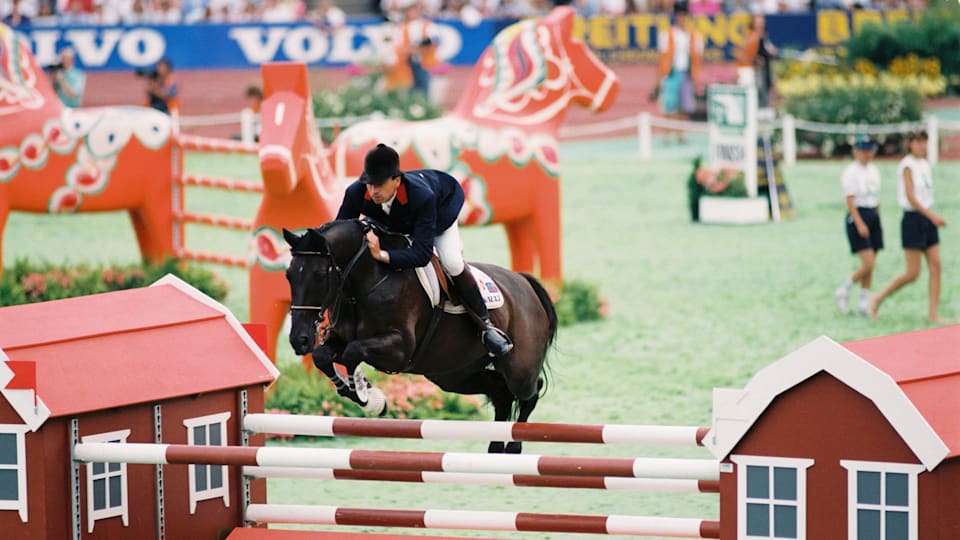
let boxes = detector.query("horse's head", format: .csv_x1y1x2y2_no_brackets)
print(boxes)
453,7,619,132
259,62,326,196
283,220,367,355
0,23,62,137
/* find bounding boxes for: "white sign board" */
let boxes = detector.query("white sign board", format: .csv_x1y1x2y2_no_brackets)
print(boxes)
707,84,758,198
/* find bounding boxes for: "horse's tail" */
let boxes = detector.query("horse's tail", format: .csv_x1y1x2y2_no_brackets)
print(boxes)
521,273,558,348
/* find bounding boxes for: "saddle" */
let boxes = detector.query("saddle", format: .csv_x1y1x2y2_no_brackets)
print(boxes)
365,220,504,314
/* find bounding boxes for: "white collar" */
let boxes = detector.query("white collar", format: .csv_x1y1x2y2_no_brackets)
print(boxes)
381,193,397,214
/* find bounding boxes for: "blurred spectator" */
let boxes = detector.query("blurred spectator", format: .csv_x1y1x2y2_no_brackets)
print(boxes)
261,0,299,22
50,48,85,107
143,58,180,116
657,1,702,143
308,0,345,32
400,2,439,98
737,13,777,107
59,0,94,23
688,0,719,14
2,0,32,26
245,84,263,113
32,1,56,24
379,30,414,93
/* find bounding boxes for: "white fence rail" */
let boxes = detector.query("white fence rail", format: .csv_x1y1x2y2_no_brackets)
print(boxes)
177,108,960,164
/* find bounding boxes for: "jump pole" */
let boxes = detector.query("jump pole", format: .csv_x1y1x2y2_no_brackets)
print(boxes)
244,504,722,538
73,443,719,480
242,466,721,492
242,414,710,446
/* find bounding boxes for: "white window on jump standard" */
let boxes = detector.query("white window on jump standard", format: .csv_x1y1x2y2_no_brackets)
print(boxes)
731,455,815,540
183,412,231,514
840,460,923,540
82,429,131,533
0,425,28,523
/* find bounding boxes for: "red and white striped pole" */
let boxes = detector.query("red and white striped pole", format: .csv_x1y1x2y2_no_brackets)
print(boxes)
244,504,722,538
73,443,719,480
243,414,710,446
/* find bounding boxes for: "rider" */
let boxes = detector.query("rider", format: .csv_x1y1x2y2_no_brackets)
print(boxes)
335,143,514,357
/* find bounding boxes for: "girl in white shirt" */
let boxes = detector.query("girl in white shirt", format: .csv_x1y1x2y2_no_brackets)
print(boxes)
835,135,882,316
869,130,948,323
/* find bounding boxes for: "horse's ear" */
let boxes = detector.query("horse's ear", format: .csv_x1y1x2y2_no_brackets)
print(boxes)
282,228,301,248
305,228,330,253
548,6,575,38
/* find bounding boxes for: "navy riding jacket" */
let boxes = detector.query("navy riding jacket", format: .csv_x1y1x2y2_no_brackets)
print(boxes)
336,169,465,269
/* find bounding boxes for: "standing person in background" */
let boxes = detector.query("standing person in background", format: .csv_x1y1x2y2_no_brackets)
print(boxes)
2,0,32,26
400,2,439,99
143,58,180,117
50,47,86,108
656,1,702,144
869,131,949,323
835,135,882,316
737,13,777,108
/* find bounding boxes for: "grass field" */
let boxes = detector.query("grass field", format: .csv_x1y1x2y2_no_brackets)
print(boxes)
4,141,958,539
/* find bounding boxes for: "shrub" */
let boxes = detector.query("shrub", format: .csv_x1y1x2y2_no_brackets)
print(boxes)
554,279,608,326
265,361,487,421
312,75,443,143
0,258,228,305
844,5,960,92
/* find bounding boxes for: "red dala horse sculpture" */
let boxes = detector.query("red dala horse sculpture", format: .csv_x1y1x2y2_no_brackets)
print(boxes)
0,24,179,271
328,6,620,288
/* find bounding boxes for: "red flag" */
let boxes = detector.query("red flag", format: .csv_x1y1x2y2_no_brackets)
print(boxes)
242,323,268,355
6,360,37,407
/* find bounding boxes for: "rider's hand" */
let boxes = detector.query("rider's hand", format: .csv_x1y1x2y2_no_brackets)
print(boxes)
366,230,382,260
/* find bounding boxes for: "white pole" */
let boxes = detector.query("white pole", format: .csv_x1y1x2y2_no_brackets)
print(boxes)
782,114,796,166
240,108,255,145
638,112,652,161
927,115,938,166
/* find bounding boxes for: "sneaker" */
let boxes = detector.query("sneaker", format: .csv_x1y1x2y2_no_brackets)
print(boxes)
834,287,849,314
856,294,871,316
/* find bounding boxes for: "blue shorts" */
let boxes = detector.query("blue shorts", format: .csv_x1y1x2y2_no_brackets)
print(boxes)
846,207,884,254
901,211,939,250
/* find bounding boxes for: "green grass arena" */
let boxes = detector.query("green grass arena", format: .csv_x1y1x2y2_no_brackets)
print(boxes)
5,138,959,539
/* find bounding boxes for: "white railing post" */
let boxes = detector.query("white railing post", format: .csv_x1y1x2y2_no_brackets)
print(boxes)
782,114,796,166
638,111,652,161
927,115,938,166
240,108,256,145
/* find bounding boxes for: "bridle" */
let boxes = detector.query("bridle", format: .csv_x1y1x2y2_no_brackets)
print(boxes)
288,222,392,332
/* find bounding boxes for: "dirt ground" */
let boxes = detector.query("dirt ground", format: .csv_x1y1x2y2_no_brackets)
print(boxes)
83,63,960,158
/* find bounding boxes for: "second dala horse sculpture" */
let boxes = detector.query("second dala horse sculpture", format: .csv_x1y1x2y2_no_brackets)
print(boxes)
328,6,620,289
0,23,179,272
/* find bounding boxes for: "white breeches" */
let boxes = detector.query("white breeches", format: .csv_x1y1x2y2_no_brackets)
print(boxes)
436,221,465,277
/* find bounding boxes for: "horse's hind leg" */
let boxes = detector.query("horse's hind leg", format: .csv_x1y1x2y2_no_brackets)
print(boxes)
504,377,543,454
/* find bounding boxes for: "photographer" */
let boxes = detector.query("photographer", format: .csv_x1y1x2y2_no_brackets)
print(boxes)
49,48,86,108
140,58,179,116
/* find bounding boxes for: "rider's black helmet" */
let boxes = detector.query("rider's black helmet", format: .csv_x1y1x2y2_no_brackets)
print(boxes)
361,143,402,185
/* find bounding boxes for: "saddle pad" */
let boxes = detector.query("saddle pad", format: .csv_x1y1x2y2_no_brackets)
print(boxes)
414,264,504,314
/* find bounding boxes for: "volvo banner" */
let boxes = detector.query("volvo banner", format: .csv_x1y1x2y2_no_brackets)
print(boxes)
17,9,916,71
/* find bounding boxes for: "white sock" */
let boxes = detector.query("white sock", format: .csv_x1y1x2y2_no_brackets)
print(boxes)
841,279,853,292
860,289,871,300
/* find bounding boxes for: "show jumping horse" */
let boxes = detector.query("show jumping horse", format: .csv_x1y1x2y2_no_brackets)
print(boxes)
284,220,558,453
328,6,620,289
0,23,178,274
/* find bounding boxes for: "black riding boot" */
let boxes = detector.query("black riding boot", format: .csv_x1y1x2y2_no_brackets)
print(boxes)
451,271,514,357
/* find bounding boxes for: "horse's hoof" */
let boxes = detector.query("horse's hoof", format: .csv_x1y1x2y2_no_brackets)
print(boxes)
361,387,387,417
487,441,506,453
504,441,523,454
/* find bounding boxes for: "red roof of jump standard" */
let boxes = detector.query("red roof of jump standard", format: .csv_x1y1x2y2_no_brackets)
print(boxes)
844,325,960,459
0,277,278,419
226,529,502,540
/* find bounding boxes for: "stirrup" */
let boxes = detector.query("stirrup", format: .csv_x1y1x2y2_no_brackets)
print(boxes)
482,325,514,357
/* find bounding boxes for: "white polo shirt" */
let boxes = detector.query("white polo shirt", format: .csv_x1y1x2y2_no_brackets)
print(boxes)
897,155,934,210
841,161,881,208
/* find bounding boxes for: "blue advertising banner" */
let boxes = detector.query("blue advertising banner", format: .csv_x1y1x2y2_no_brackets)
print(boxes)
17,9,916,71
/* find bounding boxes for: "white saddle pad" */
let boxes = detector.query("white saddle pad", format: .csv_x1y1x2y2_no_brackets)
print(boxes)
415,264,504,314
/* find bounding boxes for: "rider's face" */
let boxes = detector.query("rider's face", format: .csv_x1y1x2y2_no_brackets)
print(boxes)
366,176,402,205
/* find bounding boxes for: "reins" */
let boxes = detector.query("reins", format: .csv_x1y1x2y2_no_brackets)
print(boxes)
288,223,391,330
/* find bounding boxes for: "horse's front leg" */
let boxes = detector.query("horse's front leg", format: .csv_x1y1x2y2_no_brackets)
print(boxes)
311,337,352,399
338,331,407,417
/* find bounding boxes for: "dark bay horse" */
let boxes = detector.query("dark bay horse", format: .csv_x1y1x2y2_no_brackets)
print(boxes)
283,219,557,453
